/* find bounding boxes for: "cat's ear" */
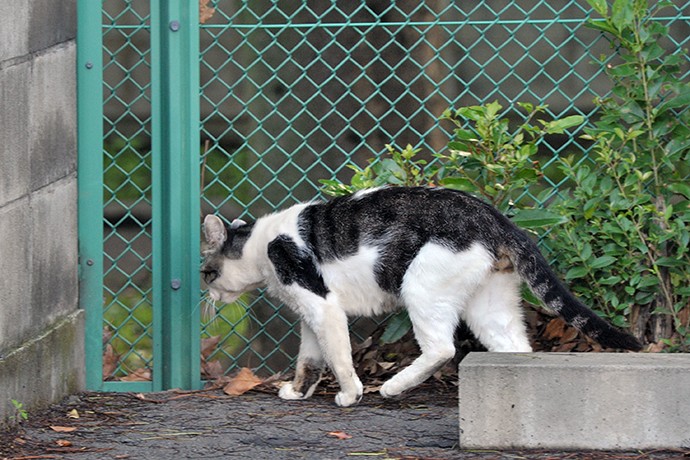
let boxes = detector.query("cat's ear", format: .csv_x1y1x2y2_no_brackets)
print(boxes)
230,218,247,230
203,215,227,248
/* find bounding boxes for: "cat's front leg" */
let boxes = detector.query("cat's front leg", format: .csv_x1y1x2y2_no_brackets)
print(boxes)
308,304,363,407
279,320,324,401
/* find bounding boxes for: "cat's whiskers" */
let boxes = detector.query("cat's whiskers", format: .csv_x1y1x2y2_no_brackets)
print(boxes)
201,292,256,330
199,294,217,321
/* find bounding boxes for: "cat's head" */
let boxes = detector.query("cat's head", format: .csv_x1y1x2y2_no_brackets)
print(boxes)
201,214,263,304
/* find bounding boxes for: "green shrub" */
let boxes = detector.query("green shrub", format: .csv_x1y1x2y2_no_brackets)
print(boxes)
547,0,690,350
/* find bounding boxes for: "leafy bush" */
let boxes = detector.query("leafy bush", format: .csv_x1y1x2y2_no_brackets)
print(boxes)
322,101,579,228
547,0,690,350
436,101,582,218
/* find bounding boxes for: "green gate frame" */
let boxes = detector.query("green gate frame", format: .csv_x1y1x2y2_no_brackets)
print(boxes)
78,0,202,391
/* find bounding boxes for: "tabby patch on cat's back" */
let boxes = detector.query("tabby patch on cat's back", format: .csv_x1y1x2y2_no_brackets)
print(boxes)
201,186,641,407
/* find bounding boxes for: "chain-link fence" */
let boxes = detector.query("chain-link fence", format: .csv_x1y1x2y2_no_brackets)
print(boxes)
84,0,690,389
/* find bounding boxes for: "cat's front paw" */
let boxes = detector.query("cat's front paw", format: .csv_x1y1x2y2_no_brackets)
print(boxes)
278,382,307,400
334,390,362,407
334,379,363,407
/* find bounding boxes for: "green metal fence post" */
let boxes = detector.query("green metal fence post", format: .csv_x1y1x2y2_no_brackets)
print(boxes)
151,0,202,390
77,0,105,391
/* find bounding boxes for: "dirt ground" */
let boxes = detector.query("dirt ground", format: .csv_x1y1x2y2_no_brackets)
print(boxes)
1,380,688,460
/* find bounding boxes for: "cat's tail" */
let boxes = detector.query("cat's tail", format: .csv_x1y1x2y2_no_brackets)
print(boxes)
506,234,643,351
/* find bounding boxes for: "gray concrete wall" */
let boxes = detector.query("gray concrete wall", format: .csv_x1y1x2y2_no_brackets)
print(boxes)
0,0,83,424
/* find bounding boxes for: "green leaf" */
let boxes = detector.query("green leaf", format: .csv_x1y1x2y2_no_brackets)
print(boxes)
636,274,659,289
586,19,618,34
666,138,690,159
380,311,412,344
510,209,568,228
655,257,685,268
543,115,585,134
517,101,535,113
600,275,623,285
583,197,600,219
515,167,539,181
453,129,478,141
485,100,502,118
448,141,471,153
439,176,474,192
668,183,690,199
611,315,628,328
658,83,690,111
580,242,593,262
565,266,589,280
319,179,354,197
611,0,635,32
590,255,617,269
521,284,543,306
587,0,608,17
456,106,484,122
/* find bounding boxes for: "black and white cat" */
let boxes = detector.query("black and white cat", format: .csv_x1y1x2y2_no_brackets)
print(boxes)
201,186,641,407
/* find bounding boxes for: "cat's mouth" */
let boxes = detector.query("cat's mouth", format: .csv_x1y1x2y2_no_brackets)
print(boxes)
208,289,241,305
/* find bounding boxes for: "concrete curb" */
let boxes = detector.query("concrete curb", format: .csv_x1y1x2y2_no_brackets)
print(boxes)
458,352,690,450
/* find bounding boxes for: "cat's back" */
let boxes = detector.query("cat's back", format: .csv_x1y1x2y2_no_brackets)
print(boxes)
299,186,513,261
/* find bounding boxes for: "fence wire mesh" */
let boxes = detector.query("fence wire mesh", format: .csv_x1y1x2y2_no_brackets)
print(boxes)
98,0,690,382
102,1,154,380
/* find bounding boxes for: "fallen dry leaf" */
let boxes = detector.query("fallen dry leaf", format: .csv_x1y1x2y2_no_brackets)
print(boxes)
202,359,224,380
201,335,222,358
543,318,566,340
120,368,152,382
102,327,114,345
50,426,77,433
102,343,119,380
223,367,263,396
647,340,666,353
67,409,80,419
553,341,577,353
56,439,73,447
327,431,353,440
561,326,580,343
199,0,215,23
363,384,382,394
201,336,225,379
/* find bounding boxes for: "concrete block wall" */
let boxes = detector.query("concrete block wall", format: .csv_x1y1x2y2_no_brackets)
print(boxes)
0,0,84,424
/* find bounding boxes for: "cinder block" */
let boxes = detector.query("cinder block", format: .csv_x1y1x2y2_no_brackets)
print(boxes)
27,0,76,53
458,352,690,450
0,61,31,206
30,177,78,329
0,198,32,349
29,42,77,191
0,0,29,62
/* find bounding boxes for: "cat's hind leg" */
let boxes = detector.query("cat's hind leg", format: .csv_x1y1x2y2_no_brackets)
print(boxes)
380,302,458,398
380,242,491,398
462,271,532,352
279,320,325,401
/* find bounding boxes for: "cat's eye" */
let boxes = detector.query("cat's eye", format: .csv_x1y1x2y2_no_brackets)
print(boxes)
201,269,219,284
